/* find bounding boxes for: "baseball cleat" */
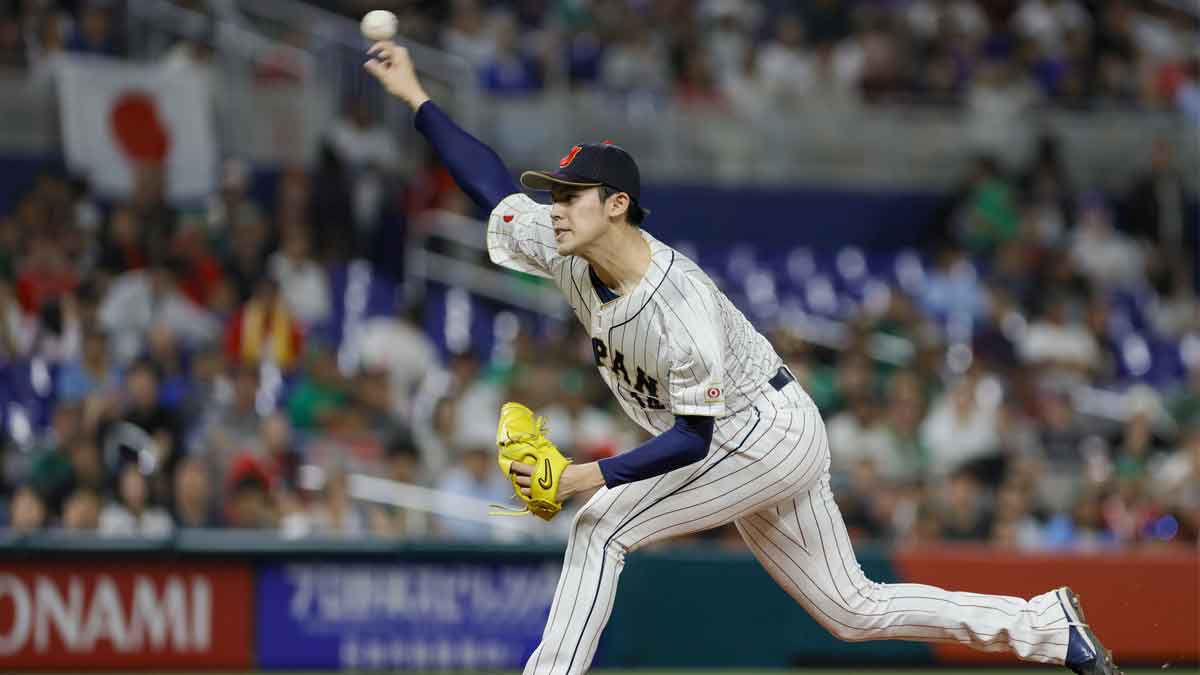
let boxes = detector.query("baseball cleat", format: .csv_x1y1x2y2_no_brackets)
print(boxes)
1057,587,1121,675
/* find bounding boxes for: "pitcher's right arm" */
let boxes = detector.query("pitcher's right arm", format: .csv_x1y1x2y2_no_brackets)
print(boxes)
364,41,519,212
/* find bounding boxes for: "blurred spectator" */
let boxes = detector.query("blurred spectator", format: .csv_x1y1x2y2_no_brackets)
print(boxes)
224,277,303,371
967,58,1042,153
435,443,513,541
61,488,101,531
757,15,814,108
27,403,83,514
207,158,266,242
1020,293,1100,376
57,328,119,404
1043,488,1118,550
161,34,216,96
327,100,400,242
97,205,148,276
304,464,366,536
224,454,276,529
828,392,899,483
101,359,184,502
328,98,400,175
308,149,354,263
540,368,631,462
920,370,1000,477
1125,138,1194,285
921,246,987,322
269,223,330,327
701,0,755,82
881,370,929,483
260,412,301,491
1012,0,1091,56
479,13,542,95
9,485,46,533
16,235,78,316
990,480,1043,550
222,211,272,305
369,430,425,537
1019,134,1074,246
129,164,177,250
98,462,173,537
98,259,221,364
905,0,987,46
0,9,26,69
354,305,438,422
1068,196,1145,289
66,1,118,56
351,365,399,436
287,345,350,431
441,0,495,68
171,220,225,309
936,469,990,540
958,156,1021,255
721,44,771,120
1152,426,1200,544
172,456,219,528
197,364,265,482
972,287,1022,371
675,46,725,108
145,322,193,409
600,13,672,95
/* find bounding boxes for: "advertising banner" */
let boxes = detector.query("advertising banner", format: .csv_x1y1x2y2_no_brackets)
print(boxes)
256,561,560,670
0,560,253,669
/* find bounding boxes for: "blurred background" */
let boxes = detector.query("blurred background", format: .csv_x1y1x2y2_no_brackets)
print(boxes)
0,0,1196,672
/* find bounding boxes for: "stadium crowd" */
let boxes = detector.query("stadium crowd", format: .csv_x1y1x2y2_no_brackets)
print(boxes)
0,0,1196,551
0,0,1198,118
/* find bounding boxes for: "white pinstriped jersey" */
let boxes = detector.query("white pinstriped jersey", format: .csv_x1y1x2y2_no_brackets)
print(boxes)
487,193,785,436
488,195,1078,675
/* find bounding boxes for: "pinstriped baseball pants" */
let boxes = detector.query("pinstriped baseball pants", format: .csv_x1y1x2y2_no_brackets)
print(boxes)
522,380,1071,675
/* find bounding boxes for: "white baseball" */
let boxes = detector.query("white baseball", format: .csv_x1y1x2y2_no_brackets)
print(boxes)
361,10,398,42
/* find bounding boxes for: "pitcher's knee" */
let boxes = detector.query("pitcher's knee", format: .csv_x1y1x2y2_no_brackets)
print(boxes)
824,620,873,643
816,593,886,643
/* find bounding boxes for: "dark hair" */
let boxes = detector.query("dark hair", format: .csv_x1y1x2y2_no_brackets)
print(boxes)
386,428,419,460
600,185,645,226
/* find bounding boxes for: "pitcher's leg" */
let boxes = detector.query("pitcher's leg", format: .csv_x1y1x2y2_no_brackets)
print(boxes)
525,405,827,675
735,475,1071,663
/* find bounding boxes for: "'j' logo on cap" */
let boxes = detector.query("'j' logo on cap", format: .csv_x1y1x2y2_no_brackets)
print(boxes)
559,145,583,168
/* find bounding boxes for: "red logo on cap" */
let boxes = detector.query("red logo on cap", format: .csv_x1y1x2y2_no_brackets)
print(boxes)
559,145,583,168
503,214,514,222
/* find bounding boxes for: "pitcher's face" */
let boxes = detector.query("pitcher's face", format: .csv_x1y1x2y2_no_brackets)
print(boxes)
550,185,612,256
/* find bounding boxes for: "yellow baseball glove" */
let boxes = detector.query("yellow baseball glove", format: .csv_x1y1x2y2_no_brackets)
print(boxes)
491,401,571,521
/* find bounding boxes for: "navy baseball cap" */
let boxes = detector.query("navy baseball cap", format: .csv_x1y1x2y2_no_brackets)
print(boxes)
520,141,645,209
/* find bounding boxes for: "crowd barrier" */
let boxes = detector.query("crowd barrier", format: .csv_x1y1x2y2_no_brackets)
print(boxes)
0,533,1194,670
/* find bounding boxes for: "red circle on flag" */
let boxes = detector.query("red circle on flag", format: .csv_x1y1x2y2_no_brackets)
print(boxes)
110,92,170,164
707,387,721,399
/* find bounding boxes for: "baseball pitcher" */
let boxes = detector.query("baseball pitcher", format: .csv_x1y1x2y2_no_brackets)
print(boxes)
364,40,1119,675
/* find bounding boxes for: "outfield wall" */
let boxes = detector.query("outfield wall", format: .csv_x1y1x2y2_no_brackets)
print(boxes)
0,534,1195,670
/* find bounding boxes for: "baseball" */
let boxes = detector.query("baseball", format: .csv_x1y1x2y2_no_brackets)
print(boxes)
360,10,398,42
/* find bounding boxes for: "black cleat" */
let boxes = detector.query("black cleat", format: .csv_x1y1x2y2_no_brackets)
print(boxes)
1057,586,1122,675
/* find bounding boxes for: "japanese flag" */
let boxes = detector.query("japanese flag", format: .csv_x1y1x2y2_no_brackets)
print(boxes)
55,55,216,203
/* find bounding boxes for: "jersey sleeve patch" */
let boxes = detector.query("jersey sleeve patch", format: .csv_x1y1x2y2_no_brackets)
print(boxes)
487,193,559,279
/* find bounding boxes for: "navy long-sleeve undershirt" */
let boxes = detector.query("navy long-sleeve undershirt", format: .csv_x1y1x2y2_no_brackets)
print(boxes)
598,415,715,488
412,100,519,212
